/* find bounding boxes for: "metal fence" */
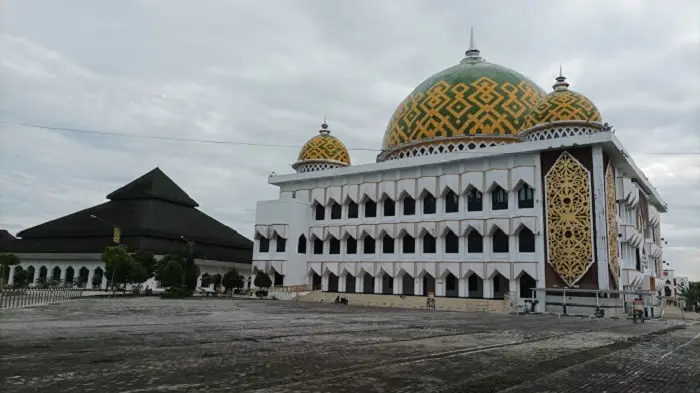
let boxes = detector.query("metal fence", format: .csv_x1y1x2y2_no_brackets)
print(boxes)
0,288,85,310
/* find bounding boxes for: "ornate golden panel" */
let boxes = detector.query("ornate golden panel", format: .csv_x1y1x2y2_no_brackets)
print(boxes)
382,77,545,150
545,152,594,286
297,134,350,165
605,161,620,286
522,90,602,131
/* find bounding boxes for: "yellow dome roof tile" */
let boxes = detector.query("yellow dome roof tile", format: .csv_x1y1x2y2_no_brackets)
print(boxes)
296,123,350,165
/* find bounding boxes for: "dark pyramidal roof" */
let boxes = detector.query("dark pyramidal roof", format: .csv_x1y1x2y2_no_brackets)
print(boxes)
2,168,252,263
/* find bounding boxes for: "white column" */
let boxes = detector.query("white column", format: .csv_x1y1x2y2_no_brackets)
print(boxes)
196,275,203,289
509,279,518,298
7,265,16,286
414,278,422,296
357,274,365,293
393,276,402,295
484,277,494,298
374,274,383,294
59,266,67,285
86,269,94,289
339,275,346,292
458,278,467,297
322,275,329,291
33,268,41,285
100,274,107,290
592,145,611,290
435,278,445,297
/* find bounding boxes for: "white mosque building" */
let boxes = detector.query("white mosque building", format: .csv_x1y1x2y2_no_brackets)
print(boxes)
252,35,667,313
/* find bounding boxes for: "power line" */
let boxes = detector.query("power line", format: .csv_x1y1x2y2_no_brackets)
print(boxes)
1,120,699,155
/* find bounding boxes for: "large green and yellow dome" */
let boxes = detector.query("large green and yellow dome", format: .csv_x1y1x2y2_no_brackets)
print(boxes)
378,42,546,161
292,122,351,173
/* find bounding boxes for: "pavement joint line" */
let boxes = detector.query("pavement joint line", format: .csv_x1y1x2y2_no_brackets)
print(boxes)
659,332,700,359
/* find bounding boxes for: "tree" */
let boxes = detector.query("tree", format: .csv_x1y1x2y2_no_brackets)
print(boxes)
102,246,147,291
679,281,700,312
254,271,272,289
0,253,20,290
155,253,185,289
222,268,244,290
132,250,157,278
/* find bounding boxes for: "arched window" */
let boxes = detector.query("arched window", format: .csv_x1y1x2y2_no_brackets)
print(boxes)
348,201,359,219
467,188,483,211
330,201,342,219
491,186,508,210
467,231,483,253
364,199,377,218
363,236,376,254
517,184,534,209
314,204,325,220
329,237,341,254
518,228,535,252
275,237,286,252
423,193,436,215
423,233,436,253
313,237,323,254
403,196,416,216
444,230,459,253
297,235,307,254
402,235,415,254
346,237,357,254
382,234,394,253
259,237,269,252
492,229,509,253
444,189,459,213
383,198,395,217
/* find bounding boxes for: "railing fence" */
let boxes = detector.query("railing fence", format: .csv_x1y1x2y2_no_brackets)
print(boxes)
0,288,84,310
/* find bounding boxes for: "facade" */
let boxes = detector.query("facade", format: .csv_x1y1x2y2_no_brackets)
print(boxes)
662,269,690,297
1,168,254,291
252,35,668,312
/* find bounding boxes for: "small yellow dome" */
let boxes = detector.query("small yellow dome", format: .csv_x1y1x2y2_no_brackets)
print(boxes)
293,123,350,173
520,74,602,132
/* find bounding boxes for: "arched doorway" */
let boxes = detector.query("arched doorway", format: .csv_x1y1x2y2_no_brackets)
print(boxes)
345,274,356,293
664,286,672,297
519,273,536,299
311,272,321,290
363,272,375,293
327,273,339,292
78,267,90,288
444,273,458,297
467,274,483,298
211,274,222,288
65,267,75,287
52,266,61,281
12,266,25,286
26,266,36,285
92,267,104,288
422,273,435,297
200,273,212,288
402,274,414,295
492,273,509,299
381,273,393,294
273,271,284,286
38,266,48,283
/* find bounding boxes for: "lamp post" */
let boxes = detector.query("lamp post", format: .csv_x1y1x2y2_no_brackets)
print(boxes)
90,214,121,297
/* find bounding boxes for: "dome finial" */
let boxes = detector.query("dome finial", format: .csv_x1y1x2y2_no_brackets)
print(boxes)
462,26,484,64
553,65,569,91
319,117,330,135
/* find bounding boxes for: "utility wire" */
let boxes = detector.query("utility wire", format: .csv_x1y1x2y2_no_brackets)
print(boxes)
2,120,699,155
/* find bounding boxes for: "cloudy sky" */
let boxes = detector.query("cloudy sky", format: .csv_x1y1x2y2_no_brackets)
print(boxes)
1,0,698,279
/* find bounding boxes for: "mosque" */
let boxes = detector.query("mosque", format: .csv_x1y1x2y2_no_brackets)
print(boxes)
252,33,667,314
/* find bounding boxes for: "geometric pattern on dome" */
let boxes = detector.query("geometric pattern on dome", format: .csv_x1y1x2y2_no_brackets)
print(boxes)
605,161,620,286
297,133,350,165
523,125,600,142
296,162,344,173
545,151,594,287
384,139,508,160
521,90,602,131
382,65,546,151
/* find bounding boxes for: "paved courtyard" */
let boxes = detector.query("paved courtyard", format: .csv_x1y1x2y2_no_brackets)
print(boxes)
1,298,699,393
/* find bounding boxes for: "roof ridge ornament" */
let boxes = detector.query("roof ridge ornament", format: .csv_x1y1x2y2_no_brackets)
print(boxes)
319,117,331,135
461,26,484,64
553,65,570,91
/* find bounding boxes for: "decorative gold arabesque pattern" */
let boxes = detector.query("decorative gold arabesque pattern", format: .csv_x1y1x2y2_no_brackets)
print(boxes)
297,133,351,165
605,161,620,286
545,151,594,287
521,90,602,131
382,69,545,151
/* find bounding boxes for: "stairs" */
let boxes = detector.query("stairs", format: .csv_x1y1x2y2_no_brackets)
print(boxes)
297,291,509,313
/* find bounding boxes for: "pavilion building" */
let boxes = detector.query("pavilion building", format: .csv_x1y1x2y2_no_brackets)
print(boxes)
251,32,667,314
1,168,253,291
